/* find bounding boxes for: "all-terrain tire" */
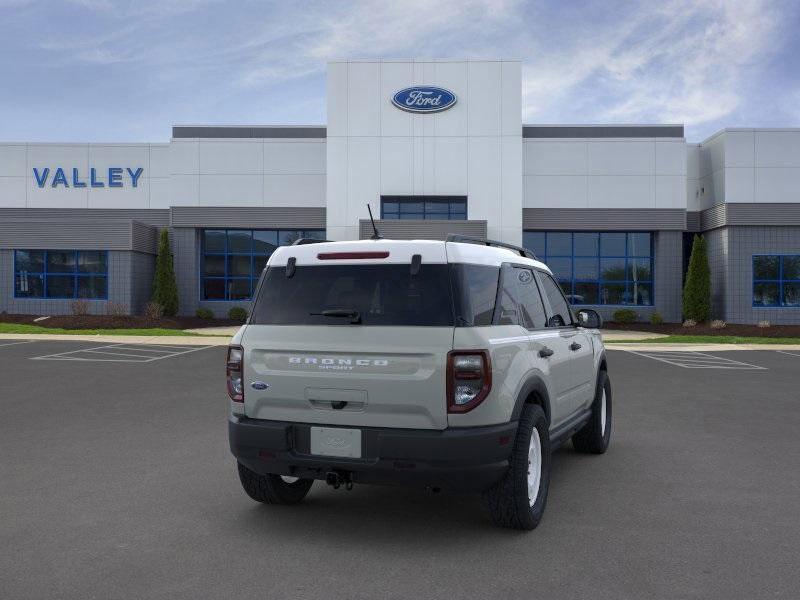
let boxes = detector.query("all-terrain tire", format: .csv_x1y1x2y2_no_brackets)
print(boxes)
482,404,550,530
572,370,612,454
237,462,314,505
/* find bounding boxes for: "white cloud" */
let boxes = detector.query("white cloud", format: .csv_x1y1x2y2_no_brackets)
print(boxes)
521,0,786,131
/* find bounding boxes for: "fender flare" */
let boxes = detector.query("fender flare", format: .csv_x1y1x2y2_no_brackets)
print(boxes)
510,375,552,425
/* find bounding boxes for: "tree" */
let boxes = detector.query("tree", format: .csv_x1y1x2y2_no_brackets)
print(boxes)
151,229,179,317
683,234,711,322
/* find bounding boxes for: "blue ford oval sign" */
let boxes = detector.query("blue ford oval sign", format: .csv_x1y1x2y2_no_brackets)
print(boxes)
392,86,457,113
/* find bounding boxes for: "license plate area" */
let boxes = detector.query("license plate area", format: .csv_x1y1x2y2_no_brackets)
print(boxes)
310,426,362,458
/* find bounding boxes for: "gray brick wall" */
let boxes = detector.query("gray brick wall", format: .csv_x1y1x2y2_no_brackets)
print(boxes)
171,228,199,317
703,228,729,320
653,230,683,322
130,252,155,314
722,226,800,325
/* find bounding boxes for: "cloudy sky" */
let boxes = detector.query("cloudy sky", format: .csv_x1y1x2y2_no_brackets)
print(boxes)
1,0,798,142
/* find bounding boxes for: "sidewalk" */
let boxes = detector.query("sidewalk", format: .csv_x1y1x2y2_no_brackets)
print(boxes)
0,333,231,346
600,329,667,342
182,326,241,336
605,342,800,352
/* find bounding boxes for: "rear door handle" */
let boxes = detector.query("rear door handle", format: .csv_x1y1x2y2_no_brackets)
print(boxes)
539,347,554,358
569,342,582,351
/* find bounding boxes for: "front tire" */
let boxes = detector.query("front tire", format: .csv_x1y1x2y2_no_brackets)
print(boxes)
572,370,612,454
237,462,314,505
483,404,551,530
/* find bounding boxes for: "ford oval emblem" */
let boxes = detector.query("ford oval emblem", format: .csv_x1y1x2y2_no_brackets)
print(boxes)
392,86,457,113
251,381,270,390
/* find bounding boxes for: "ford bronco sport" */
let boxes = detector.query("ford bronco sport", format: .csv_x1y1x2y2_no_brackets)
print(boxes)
228,235,611,530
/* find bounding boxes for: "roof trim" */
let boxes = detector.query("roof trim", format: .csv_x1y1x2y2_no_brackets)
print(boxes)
172,126,326,139
523,125,684,139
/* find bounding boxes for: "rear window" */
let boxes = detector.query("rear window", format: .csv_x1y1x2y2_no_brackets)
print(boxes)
251,264,454,326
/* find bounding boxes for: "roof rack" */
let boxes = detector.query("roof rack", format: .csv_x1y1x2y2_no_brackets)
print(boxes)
445,234,537,260
291,237,331,246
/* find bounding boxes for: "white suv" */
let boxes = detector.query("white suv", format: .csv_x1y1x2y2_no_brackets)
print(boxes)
227,235,611,530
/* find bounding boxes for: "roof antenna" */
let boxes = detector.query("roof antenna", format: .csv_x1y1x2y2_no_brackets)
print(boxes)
367,204,382,240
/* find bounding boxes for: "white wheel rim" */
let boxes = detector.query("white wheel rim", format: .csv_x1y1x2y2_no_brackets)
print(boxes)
527,429,542,507
600,389,607,436
280,475,299,484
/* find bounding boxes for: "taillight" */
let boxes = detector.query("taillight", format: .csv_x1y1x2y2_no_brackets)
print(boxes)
447,350,492,413
227,345,244,402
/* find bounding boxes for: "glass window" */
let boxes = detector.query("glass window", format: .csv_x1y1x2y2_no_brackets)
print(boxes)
380,196,467,220
782,256,800,280
253,230,278,256
47,250,75,273
523,231,654,306
523,232,545,258
494,266,546,329
203,230,226,253
13,250,108,299
251,264,454,326
539,272,573,327
547,233,572,256
753,256,779,280
600,233,626,256
451,264,499,326
227,230,252,254
574,233,598,256
201,229,324,301
753,255,800,307
514,268,547,329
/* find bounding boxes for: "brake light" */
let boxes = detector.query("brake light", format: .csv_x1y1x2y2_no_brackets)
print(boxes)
447,350,492,413
227,345,244,402
317,251,390,260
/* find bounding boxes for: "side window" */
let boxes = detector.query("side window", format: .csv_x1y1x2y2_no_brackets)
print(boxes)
494,266,547,329
495,266,521,326
515,268,547,329
539,272,573,327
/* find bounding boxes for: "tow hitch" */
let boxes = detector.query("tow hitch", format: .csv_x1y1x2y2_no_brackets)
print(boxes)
325,470,354,490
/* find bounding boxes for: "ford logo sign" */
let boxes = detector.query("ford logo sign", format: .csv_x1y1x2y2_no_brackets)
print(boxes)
251,381,270,390
392,86,457,113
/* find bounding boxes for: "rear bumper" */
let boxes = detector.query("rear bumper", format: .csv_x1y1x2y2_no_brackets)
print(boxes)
229,416,517,492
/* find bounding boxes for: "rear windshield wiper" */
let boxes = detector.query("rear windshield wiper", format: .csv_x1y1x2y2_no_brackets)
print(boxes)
310,309,362,324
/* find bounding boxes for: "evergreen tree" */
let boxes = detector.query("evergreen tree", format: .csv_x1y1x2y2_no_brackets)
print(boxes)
152,229,179,317
683,234,711,322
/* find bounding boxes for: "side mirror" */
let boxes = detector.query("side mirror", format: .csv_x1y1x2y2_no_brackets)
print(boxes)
576,309,602,329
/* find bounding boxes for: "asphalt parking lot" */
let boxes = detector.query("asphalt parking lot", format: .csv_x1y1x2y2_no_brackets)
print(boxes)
1,340,799,599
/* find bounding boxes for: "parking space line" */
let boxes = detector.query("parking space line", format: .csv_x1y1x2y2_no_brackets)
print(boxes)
144,346,213,361
625,350,766,370
81,349,165,359
110,346,178,354
0,340,36,348
31,343,214,363
776,350,800,358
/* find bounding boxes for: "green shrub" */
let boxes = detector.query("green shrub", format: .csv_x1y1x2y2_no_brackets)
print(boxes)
683,234,711,322
612,309,638,323
152,229,179,317
228,307,248,322
650,312,664,325
196,308,214,320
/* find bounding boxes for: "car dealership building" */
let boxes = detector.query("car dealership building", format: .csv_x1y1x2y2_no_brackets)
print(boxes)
1,59,799,323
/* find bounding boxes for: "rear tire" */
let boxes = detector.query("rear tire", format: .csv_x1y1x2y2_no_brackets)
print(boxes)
237,462,314,505
572,370,612,454
482,404,550,530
